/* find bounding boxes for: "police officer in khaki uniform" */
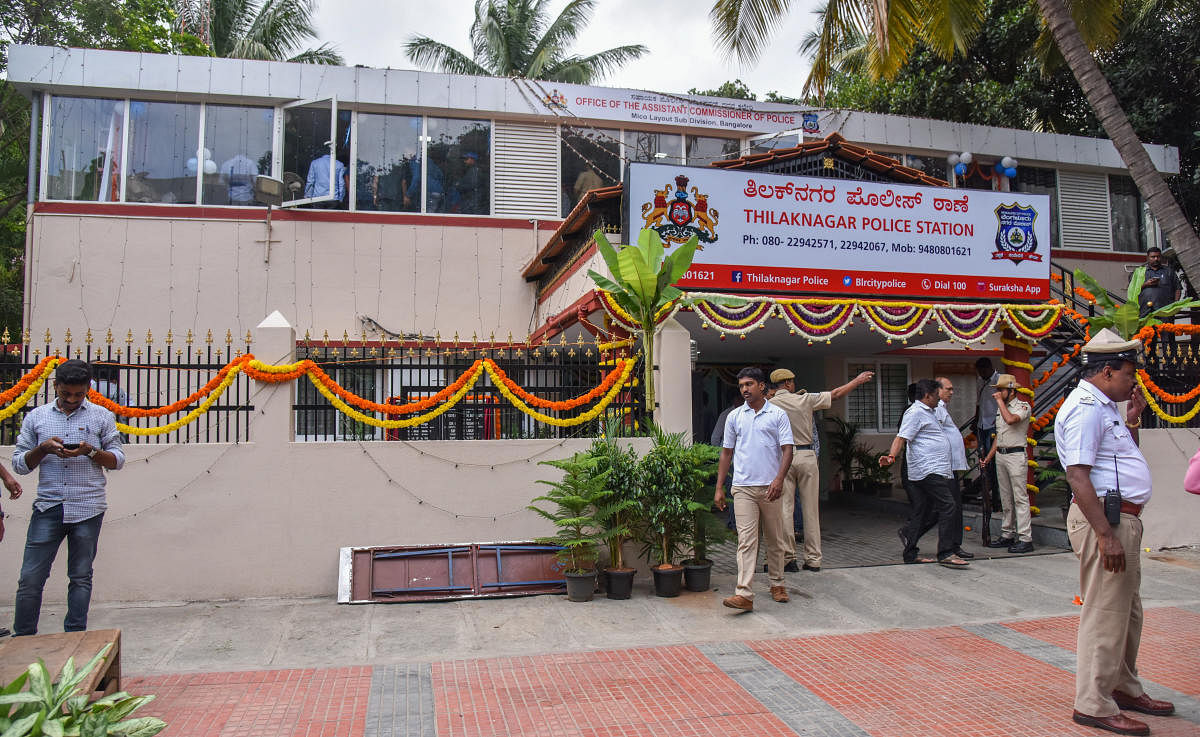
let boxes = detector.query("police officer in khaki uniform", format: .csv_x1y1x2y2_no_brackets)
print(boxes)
980,374,1034,553
769,368,873,572
1055,330,1175,735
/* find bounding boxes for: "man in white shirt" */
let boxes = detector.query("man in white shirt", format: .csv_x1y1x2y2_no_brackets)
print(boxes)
1056,330,1176,736
880,378,970,569
714,367,794,611
935,377,973,561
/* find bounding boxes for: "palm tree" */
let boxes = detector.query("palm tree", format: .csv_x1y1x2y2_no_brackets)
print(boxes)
174,0,343,64
709,0,1200,278
405,0,647,84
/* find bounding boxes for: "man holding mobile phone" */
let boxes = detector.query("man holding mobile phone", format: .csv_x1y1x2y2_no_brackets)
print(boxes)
1056,330,1176,735
10,359,124,636
1132,247,1180,319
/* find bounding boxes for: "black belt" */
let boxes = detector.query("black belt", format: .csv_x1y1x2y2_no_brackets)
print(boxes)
794,444,814,451
997,446,1025,454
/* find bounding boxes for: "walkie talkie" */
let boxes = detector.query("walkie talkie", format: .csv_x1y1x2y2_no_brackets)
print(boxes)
1104,453,1122,526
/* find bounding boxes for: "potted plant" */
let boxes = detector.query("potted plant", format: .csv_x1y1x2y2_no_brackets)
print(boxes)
825,416,861,496
528,453,609,602
680,442,731,591
636,427,706,597
589,436,642,599
855,446,895,495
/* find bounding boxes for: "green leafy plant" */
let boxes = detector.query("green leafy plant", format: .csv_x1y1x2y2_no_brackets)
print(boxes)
825,416,861,493
528,453,610,575
681,442,733,564
588,228,743,413
636,426,707,567
0,644,166,736
853,445,894,488
1074,267,1200,339
587,433,641,571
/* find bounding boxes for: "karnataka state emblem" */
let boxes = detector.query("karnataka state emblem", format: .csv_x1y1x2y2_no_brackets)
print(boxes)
992,203,1042,264
640,174,719,245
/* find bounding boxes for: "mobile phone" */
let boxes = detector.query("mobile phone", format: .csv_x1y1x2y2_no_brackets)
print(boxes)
63,443,80,450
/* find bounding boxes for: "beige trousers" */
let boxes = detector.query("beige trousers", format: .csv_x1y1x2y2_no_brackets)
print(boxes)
996,451,1032,542
732,485,787,600
782,450,821,565
1066,504,1145,717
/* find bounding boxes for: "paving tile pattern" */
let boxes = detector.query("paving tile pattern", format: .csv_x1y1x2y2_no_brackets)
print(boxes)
366,664,436,737
1005,606,1200,699
126,666,371,737
430,646,798,737
747,626,1200,737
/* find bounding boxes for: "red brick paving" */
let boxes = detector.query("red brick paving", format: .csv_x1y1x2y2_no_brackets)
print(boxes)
126,666,371,737
1006,606,1200,699
748,626,1199,737
432,646,796,737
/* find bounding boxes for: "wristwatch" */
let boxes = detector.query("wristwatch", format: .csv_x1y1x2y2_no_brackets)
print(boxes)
87,447,99,459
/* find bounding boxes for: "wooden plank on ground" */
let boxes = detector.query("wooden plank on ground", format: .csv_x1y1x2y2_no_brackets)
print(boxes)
0,629,120,695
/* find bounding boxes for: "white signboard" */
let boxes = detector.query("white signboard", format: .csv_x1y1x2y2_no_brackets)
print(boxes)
529,83,806,135
625,163,1051,300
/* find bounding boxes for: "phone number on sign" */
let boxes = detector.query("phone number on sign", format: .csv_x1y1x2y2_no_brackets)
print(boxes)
682,269,716,281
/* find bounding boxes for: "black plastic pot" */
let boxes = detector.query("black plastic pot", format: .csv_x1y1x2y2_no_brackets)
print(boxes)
651,565,683,598
605,568,635,600
564,571,596,602
683,560,712,592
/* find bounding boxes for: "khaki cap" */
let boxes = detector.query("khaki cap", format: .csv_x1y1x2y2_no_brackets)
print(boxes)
992,373,1021,390
769,368,795,383
1081,328,1142,364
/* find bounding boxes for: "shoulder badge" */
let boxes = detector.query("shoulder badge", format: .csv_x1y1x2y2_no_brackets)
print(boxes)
1078,394,1095,405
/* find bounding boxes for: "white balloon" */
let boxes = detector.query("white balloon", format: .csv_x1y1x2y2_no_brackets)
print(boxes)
1001,156,1017,169
201,148,212,160
185,157,198,174
960,152,973,165
203,159,218,175
947,153,960,165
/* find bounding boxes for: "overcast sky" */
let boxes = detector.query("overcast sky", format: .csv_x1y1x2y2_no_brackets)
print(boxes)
312,0,822,99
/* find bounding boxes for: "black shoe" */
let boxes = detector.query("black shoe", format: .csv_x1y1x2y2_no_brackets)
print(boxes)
954,548,975,560
1008,541,1035,553
784,561,800,572
985,538,1016,549
763,563,769,572
0,627,9,638
802,563,821,572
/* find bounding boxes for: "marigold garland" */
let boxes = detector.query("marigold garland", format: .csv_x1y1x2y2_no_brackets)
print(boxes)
1137,369,1200,404
0,358,59,422
483,358,636,427
489,359,633,410
0,356,58,405
90,355,250,417
117,364,242,435
308,362,486,429
1137,373,1200,423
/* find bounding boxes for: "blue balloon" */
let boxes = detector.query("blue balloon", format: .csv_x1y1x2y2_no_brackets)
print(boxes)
995,161,1005,173
954,162,967,176
1004,167,1018,178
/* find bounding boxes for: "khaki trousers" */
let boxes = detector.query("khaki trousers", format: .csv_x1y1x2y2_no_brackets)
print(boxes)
782,450,821,565
732,485,787,600
996,451,1032,542
1066,504,1145,717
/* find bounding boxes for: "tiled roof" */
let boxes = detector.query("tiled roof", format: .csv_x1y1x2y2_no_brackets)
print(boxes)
522,185,622,280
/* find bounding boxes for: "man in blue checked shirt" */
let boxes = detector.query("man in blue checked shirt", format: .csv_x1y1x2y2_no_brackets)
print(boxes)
10,359,125,636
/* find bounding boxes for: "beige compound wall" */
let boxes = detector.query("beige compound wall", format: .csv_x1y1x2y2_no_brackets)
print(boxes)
24,210,552,340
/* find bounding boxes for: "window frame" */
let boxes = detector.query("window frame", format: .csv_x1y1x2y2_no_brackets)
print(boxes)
844,357,911,433
279,96,339,208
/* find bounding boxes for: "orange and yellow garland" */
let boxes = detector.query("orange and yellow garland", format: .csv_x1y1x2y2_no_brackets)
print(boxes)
0,354,638,435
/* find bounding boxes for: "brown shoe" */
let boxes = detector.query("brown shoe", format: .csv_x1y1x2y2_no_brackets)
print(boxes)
1112,691,1175,716
1072,711,1149,735
722,595,753,612
770,586,789,603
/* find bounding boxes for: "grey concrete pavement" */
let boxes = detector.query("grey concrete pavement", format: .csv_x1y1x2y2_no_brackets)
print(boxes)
4,549,1198,676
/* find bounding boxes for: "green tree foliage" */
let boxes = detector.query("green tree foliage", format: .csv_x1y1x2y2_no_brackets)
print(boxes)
0,0,207,332
405,0,647,84
174,0,343,64
687,79,757,100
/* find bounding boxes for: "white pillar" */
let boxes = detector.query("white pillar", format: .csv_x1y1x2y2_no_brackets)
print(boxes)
653,317,692,437
252,310,296,446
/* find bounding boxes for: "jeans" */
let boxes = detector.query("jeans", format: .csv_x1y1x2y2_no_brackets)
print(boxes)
13,505,104,636
900,474,958,561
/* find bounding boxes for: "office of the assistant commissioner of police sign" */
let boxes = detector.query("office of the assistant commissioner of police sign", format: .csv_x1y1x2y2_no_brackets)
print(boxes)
626,162,1052,301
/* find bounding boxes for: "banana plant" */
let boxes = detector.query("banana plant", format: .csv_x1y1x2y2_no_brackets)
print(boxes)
1074,267,1200,339
587,228,743,413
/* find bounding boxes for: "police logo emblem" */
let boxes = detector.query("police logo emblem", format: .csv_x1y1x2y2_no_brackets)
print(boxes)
639,173,719,245
992,203,1042,265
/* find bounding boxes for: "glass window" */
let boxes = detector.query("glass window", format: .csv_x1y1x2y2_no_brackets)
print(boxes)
749,133,798,154
1109,175,1152,253
623,130,683,164
202,105,274,206
283,101,350,208
561,125,620,216
685,135,740,166
125,101,201,204
846,360,910,431
44,96,124,201
1013,166,1060,249
904,155,947,182
355,113,422,212
959,163,995,191
428,117,490,215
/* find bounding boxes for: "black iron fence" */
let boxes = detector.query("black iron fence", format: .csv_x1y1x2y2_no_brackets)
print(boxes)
1139,333,1200,429
0,330,254,444
294,338,646,441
